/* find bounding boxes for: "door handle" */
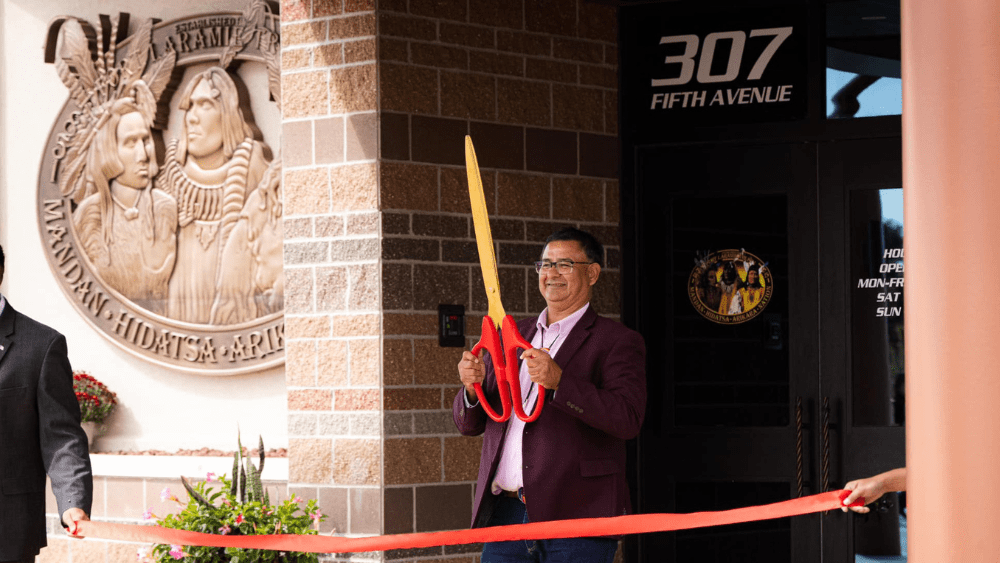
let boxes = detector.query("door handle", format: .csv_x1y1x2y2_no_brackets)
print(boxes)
795,396,804,497
821,396,831,492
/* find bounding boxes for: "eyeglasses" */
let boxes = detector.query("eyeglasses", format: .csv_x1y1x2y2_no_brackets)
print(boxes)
534,259,595,274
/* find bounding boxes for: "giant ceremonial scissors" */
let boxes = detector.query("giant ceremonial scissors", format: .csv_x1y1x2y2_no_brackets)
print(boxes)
466,136,544,423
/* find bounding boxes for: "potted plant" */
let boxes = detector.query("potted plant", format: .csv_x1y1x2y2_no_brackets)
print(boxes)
138,436,325,562
72,370,117,447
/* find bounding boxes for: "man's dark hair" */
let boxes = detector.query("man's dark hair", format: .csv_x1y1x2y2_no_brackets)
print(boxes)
545,227,604,267
0,243,4,269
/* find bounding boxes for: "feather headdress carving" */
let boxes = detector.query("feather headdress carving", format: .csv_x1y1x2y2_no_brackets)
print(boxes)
48,15,176,204
219,0,281,111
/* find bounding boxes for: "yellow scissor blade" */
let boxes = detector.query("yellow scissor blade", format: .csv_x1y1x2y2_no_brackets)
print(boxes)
466,136,505,329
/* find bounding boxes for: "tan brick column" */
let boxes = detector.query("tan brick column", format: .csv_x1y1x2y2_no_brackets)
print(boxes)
281,0,382,551
282,1,620,561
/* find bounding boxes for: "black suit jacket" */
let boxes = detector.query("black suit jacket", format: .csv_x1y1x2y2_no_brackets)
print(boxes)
453,306,646,528
0,300,92,560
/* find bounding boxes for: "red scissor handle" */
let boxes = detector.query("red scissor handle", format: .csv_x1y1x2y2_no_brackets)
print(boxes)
470,315,544,423
501,315,545,423
471,317,511,422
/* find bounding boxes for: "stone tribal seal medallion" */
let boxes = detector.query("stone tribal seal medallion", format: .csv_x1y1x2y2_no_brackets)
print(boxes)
38,1,283,375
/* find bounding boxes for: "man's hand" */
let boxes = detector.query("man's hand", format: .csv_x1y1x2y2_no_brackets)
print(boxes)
458,350,486,402
521,349,562,390
62,507,89,537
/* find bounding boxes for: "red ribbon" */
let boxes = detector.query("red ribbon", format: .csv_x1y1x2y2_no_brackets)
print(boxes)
74,490,862,553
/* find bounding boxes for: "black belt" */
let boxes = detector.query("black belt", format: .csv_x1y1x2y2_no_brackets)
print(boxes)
500,487,526,503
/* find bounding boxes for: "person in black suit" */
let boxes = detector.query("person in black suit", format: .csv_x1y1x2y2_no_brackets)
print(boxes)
0,244,92,562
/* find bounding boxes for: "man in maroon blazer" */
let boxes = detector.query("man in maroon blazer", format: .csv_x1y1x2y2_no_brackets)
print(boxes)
454,228,646,563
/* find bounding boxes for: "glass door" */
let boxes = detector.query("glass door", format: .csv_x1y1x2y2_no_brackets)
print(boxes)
818,138,906,562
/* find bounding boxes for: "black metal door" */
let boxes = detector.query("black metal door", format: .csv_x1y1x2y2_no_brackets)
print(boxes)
629,141,821,563
626,138,905,563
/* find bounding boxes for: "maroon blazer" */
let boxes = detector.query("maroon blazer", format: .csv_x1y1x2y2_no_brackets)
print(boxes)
452,306,646,528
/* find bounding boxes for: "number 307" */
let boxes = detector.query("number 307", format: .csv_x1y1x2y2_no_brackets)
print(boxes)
652,27,793,87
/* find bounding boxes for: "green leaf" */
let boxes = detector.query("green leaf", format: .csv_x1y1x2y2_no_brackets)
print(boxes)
248,462,263,503
239,465,247,503
180,476,216,510
231,455,239,497
258,435,266,475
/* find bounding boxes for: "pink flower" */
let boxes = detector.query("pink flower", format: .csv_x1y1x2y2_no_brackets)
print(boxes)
290,493,301,504
136,546,154,562
160,487,180,504
235,514,245,525
168,545,188,560
142,508,158,521
205,472,216,482
219,524,231,535
310,510,322,523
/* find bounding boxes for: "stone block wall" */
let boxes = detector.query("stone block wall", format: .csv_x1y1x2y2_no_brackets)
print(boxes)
279,0,621,561
40,475,286,562
280,1,383,559
376,1,620,562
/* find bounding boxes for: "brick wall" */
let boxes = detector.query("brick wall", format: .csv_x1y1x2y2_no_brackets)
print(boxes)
280,0,621,561
376,1,620,562
281,1,383,559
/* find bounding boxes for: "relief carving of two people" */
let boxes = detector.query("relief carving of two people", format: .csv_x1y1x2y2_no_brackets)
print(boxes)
73,68,283,324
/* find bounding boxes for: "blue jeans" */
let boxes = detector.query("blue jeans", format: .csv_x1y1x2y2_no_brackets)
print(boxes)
480,496,619,563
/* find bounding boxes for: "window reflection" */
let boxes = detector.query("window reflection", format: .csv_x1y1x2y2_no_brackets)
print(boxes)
826,0,901,118
827,69,901,118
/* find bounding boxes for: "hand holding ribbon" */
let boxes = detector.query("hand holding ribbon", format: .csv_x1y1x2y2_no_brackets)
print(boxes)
63,507,89,538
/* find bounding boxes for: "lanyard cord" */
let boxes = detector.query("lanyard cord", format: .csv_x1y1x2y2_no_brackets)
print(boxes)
524,326,559,407
539,326,560,353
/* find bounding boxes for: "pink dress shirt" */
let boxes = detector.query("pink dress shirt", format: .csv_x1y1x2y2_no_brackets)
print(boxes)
489,303,591,494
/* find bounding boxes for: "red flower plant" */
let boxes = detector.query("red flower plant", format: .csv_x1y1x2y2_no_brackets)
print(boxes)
72,370,117,424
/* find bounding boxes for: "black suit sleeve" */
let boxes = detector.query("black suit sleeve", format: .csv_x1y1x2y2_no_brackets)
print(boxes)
37,334,92,520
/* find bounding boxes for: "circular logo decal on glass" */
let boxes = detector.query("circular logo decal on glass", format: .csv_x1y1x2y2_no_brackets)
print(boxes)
688,249,773,324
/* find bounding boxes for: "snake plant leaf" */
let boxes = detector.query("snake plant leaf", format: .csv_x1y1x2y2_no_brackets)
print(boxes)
230,454,239,497
258,435,266,475
180,476,214,510
239,465,247,503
